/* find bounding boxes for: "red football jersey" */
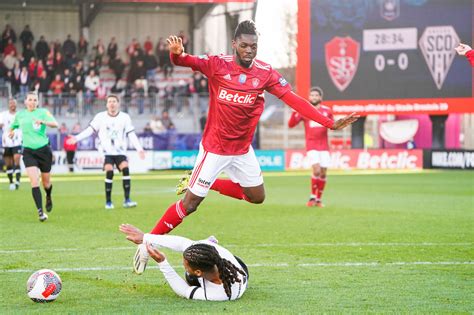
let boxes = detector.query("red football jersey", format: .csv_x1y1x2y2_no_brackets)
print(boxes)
288,105,333,151
172,54,292,155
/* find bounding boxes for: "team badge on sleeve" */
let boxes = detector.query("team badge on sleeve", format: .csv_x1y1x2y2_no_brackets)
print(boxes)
198,55,209,60
279,77,288,86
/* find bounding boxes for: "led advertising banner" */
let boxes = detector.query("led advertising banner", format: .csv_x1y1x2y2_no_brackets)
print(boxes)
297,0,473,115
286,149,423,170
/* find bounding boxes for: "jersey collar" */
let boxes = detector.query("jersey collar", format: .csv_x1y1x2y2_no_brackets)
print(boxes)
233,55,254,71
107,111,120,117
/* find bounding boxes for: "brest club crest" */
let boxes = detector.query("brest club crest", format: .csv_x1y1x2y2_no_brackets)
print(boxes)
325,36,360,92
252,78,259,88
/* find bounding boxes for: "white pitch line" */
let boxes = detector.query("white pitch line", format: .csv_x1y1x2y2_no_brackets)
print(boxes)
232,242,474,248
0,243,472,254
0,248,79,254
2,261,473,273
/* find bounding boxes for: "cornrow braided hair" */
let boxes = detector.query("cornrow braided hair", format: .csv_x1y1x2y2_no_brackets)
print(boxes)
233,20,258,39
183,243,246,299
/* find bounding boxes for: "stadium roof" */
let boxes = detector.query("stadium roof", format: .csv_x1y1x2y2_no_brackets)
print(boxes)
0,0,232,30
0,0,254,5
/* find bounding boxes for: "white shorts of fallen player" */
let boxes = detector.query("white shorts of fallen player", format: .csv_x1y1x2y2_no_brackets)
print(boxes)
188,143,264,197
307,150,331,168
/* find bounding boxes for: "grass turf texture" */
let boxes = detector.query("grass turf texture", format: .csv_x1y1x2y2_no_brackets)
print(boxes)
0,170,472,313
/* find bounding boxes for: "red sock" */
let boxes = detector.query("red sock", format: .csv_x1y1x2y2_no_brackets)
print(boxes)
316,178,326,200
150,200,187,235
211,179,248,201
311,176,318,197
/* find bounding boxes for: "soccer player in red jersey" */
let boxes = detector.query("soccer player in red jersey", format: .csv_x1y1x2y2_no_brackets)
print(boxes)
455,43,474,67
288,87,332,208
130,20,358,274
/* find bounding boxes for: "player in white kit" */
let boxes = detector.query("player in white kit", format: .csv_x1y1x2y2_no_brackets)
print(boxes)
119,223,248,301
68,94,145,209
0,98,22,190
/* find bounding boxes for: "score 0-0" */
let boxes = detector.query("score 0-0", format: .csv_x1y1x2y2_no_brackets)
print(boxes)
363,27,418,71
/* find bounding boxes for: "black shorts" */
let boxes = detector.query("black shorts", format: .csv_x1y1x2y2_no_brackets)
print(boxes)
3,146,22,157
22,145,53,173
104,155,127,170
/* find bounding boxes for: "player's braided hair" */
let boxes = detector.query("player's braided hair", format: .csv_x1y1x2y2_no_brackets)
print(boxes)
183,243,246,299
233,20,258,39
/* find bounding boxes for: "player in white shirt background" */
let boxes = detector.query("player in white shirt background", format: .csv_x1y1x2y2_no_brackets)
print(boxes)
0,98,22,190
119,223,249,301
68,94,145,209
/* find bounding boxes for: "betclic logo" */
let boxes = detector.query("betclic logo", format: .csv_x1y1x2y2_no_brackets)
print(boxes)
217,87,257,106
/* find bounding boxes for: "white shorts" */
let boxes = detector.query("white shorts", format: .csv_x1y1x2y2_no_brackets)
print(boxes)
188,144,263,197
307,150,331,168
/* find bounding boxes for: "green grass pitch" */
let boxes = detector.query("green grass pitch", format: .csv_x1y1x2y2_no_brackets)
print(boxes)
0,170,473,313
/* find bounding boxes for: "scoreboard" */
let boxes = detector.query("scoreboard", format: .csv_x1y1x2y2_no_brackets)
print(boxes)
297,0,473,115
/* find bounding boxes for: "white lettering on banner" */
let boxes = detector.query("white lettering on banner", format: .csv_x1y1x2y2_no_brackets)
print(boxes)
257,155,282,167
357,151,417,169
217,87,257,105
153,151,172,170
289,152,352,169
53,151,153,173
140,136,154,150
289,152,306,169
330,152,351,169
127,136,154,150
432,151,474,169
77,155,104,169
286,150,422,170
172,155,196,168
332,102,449,114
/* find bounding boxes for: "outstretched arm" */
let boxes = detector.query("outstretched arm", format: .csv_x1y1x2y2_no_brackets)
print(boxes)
281,91,359,130
119,224,194,252
466,50,474,67
143,233,194,253
68,126,94,145
167,35,214,77
455,43,474,67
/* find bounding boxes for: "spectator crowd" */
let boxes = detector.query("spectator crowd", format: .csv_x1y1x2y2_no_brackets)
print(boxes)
0,24,209,120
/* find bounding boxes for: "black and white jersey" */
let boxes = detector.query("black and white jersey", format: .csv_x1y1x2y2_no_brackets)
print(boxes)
142,234,248,301
0,110,22,148
89,111,135,155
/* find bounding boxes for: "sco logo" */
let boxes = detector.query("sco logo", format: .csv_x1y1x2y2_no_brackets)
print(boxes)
419,26,459,90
